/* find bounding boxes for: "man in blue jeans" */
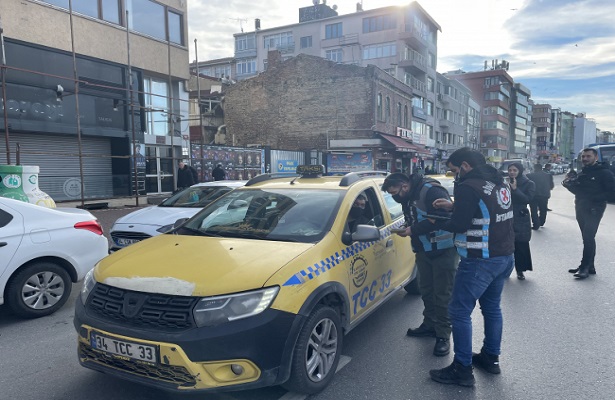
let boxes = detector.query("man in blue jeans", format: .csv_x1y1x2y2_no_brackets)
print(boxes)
427,148,515,386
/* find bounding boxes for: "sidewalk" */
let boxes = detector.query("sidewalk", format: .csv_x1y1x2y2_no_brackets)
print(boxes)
56,194,166,209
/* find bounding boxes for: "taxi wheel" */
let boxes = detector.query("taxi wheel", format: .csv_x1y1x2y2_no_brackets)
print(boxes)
6,262,72,318
284,305,342,394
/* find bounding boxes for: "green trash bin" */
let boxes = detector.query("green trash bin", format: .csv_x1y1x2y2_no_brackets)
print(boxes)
0,165,56,208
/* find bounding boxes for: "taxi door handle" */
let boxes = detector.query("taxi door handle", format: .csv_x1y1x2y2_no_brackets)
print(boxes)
0,242,7,248
386,239,394,248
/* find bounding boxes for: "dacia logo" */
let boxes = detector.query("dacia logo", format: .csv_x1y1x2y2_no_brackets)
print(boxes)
123,293,146,318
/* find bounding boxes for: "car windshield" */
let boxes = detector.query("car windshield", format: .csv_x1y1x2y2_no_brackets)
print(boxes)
159,186,232,208
177,188,343,243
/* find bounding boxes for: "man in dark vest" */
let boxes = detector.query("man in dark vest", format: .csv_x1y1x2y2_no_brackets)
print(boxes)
383,172,458,357
527,163,554,229
177,161,198,191
427,148,515,387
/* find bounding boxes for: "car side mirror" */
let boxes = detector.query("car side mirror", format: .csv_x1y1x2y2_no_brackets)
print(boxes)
353,225,380,242
173,218,189,229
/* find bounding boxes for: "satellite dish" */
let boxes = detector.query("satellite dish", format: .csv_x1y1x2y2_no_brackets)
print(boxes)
332,4,338,10
313,0,319,5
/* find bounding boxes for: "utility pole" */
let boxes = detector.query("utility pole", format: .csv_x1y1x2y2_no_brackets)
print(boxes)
1,16,10,164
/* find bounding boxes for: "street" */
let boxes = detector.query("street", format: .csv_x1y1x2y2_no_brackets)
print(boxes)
1,176,614,400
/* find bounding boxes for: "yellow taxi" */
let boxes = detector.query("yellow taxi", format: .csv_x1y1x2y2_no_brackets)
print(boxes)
74,166,417,394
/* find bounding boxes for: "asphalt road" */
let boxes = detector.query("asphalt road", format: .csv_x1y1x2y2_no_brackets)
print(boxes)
1,176,614,400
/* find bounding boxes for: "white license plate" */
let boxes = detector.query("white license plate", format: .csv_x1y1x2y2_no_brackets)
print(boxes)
90,332,158,363
116,238,140,246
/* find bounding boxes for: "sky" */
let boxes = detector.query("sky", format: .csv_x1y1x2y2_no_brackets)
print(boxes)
187,0,615,132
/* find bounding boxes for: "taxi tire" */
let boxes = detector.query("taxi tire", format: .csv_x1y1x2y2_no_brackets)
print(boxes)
6,262,72,318
283,305,342,394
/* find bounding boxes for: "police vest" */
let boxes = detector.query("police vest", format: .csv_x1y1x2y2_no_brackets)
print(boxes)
410,181,455,253
454,179,515,259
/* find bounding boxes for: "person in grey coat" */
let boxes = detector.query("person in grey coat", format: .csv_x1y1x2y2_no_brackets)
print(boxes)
527,163,554,229
508,162,536,280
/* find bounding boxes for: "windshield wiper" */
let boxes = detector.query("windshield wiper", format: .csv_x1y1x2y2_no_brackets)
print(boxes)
176,226,221,237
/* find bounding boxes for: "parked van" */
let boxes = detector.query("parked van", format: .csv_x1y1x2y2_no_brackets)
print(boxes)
498,159,533,176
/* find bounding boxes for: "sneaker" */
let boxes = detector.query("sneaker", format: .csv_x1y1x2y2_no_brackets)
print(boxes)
429,360,475,387
406,323,436,337
472,350,501,374
433,338,450,356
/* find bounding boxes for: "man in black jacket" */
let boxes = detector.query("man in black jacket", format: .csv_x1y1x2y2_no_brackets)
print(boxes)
562,148,615,279
527,163,554,229
177,161,198,190
383,173,457,357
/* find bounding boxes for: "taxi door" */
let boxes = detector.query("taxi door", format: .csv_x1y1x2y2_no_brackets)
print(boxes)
379,189,415,290
343,188,394,322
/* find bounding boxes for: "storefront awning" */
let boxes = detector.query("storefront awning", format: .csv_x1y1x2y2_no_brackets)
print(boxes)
379,134,432,157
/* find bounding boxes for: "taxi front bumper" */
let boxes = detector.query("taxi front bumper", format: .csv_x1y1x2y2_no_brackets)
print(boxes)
74,299,304,392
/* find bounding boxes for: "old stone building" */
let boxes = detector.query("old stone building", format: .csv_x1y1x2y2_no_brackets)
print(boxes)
223,53,431,173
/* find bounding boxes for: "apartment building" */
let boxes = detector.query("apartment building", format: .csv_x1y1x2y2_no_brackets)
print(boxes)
532,103,552,163
446,62,533,164
573,113,597,155
0,0,189,200
435,72,476,171
231,1,441,150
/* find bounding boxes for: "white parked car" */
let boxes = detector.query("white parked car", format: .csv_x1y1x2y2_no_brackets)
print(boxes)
0,197,108,318
109,181,246,251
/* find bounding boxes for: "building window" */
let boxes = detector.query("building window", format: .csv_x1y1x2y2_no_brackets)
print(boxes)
72,0,98,18
144,77,169,136
325,49,343,62
46,0,121,24
385,97,391,122
235,34,256,52
300,36,312,49
397,103,402,127
427,77,434,92
264,32,294,50
325,22,343,39
404,105,409,128
362,14,397,33
236,59,257,75
167,10,183,45
362,42,397,60
377,93,383,121
102,0,121,23
428,52,436,68
426,101,433,116
127,0,166,41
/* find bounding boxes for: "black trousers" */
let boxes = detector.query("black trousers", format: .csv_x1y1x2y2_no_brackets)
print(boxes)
575,202,607,267
530,196,549,227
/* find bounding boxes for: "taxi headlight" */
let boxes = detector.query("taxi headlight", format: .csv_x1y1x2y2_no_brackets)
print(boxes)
193,286,279,327
80,268,97,305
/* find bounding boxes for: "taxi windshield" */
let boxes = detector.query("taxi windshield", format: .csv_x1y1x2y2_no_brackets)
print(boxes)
177,188,343,243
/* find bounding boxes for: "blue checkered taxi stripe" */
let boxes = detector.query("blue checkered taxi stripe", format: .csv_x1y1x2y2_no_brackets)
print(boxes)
283,220,406,286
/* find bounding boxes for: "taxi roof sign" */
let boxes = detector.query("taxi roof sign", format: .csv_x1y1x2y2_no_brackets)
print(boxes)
296,165,324,177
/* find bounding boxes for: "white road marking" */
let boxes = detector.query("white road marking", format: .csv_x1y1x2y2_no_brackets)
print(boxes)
278,355,352,400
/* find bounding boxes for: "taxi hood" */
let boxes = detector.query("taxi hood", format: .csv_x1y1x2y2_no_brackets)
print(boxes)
95,234,314,297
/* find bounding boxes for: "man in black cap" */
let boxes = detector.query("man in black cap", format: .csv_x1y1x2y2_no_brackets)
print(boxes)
212,164,226,181
382,172,457,357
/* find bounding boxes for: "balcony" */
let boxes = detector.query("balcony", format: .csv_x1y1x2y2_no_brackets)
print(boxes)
399,50,427,74
339,33,359,46
410,77,426,94
398,24,429,50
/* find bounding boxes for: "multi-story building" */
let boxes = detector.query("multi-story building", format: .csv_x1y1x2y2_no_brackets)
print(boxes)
532,103,552,163
0,0,189,200
223,52,433,174
435,72,475,171
560,111,576,162
231,1,441,152
446,64,517,165
510,82,532,159
573,113,597,154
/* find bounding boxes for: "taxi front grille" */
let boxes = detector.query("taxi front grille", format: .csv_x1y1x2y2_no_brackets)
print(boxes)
110,231,152,241
86,283,197,331
79,342,196,387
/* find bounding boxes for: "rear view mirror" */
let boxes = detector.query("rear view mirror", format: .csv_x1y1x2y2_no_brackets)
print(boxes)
228,199,248,210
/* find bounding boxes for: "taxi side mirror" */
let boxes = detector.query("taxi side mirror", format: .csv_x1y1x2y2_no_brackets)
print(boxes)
346,225,380,246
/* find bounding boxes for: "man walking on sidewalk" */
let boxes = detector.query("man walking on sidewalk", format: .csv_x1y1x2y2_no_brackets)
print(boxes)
527,163,554,229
